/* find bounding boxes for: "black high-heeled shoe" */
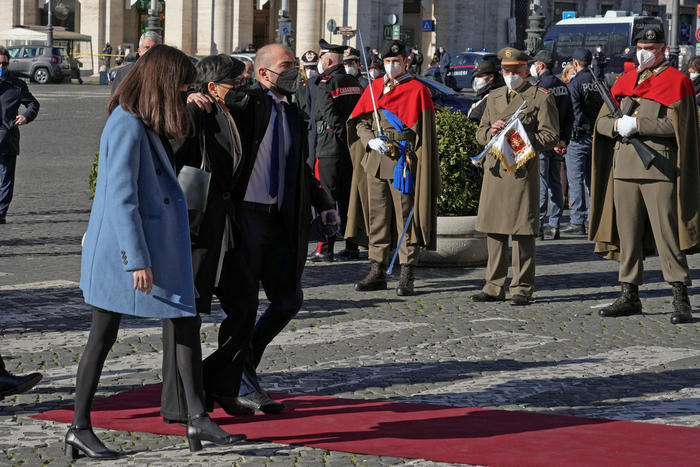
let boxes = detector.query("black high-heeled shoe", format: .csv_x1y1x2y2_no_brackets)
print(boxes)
205,392,255,416
64,425,120,460
186,412,246,452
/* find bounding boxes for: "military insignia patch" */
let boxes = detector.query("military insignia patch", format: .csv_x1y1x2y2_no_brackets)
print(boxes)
304,52,315,61
391,44,399,54
505,49,513,58
646,29,655,40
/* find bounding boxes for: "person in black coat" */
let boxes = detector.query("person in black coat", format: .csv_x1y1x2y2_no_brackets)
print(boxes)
689,56,700,107
297,50,321,169
467,60,505,123
201,43,336,415
161,54,247,423
0,47,39,224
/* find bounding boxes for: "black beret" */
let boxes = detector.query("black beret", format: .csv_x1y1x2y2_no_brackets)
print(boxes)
633,25,665,44
319,39,347,55
532,50,555,69
301,50,319,66
382,40,407,58
473,60,499,78
572,47,592,62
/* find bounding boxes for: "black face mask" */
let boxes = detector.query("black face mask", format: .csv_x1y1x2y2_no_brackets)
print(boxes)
267,68,299,96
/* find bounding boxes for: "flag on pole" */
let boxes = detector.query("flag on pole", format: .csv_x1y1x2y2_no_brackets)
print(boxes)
488,118,537,174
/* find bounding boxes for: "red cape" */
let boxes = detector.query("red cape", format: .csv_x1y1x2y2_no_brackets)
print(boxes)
350,76,434,129
611,65,695,107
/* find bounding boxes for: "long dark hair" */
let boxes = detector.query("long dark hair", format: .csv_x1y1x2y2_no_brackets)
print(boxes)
108,44,196,140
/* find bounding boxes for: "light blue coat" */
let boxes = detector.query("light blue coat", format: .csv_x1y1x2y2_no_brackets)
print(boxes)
80,106,196,319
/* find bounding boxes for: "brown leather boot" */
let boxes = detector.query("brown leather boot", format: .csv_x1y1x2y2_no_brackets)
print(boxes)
354,261,387,291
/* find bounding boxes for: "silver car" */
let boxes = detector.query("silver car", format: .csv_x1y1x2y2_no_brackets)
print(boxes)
7,45,72,84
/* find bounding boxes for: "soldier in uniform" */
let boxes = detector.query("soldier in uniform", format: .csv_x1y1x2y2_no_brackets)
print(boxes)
343,47,369,89
467,60,505,123
590,25,700,324
530,50,573,240
472,47,559,306
308,39,363,262
346,40,440,296
297,50,320,168
563,47,603,236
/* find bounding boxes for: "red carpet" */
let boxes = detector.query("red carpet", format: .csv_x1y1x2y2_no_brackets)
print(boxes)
33,383,700,466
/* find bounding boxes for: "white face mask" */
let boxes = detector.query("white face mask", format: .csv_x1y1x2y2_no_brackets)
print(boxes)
344,65,358,76
369,69,382,79
636,49,657,69
503,74,524,91
690,72,699,81
317,61,325,74
472,76,488,92
384,63,403,79
529,64,539,78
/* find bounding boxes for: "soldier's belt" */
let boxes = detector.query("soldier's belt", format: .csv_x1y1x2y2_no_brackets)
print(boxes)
374,131,415,143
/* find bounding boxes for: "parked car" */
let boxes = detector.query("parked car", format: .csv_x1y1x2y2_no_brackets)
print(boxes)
6,45,71,84
415,76,473,113
424,51,499,91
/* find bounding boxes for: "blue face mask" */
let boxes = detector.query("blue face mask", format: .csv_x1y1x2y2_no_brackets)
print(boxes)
0,66,7,79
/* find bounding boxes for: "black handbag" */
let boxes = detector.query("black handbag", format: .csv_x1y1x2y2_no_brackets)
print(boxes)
177,127,211,235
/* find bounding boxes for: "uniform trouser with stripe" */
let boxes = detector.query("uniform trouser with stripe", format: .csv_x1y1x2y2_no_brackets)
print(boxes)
366,173,419,265
613,179,690,285
482,234,536,297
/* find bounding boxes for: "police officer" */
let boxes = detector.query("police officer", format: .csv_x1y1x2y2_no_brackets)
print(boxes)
467,60,505,123
297,50,320,169
472,47,559,306
309,39,363,262
343,47,369,89
530,50,572,240
563,47,603,236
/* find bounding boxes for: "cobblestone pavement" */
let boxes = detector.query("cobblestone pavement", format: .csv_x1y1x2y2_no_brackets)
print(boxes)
0,84,698,466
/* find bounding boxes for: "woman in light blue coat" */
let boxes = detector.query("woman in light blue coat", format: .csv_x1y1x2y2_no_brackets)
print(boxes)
66,45,246,460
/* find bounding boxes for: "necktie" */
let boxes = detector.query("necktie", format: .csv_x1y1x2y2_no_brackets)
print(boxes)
268,100,283,198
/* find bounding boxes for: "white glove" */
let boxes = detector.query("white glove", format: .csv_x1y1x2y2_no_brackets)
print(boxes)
616,115,638,137
368,137,389,155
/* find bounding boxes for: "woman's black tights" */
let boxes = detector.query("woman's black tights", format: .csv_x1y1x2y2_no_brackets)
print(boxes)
72,308,206,431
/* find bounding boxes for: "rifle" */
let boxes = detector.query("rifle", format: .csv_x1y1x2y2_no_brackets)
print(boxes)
470,100,527,165
588,66,659,170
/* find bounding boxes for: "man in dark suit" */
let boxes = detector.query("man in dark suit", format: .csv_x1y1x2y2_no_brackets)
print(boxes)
0,47,39,224
202,43,336,414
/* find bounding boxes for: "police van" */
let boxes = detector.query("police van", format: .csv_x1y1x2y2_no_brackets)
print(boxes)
540,11,663,74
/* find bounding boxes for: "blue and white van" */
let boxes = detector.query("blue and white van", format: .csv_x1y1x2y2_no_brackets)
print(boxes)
540,11,664,74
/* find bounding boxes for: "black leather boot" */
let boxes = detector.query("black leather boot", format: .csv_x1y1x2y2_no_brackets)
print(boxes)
670,282,693,324
599,283,642,317
354,261,387,291
396,264,415,296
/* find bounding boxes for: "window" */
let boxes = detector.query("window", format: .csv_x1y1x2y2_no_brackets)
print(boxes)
22,47,38,58
7,47,21,58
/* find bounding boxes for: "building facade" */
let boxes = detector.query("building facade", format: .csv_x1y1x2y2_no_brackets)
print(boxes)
1,0,698,74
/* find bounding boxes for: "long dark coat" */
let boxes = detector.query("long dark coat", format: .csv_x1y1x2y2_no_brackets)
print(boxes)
224,82,334,285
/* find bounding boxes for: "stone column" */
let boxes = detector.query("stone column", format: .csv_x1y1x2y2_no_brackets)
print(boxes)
79,0,124,75
212,0,233,54
232,0,254,52
165,0,196,55
295,0,321,56
196,0,215,55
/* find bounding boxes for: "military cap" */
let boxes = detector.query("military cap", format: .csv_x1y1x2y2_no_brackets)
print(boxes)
571,47,592,62
473,59,499,78
497,47,531,65
532,50,555,69
319,39,347,56
301,50,319,67
633,24,665,44
383,40,407,58
344,47,361,62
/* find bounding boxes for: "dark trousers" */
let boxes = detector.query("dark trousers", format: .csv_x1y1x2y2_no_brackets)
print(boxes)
0,153,17,217
202,205,303,397
317,155,356,254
